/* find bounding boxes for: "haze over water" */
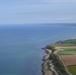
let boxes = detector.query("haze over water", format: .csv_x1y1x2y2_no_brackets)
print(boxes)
0,24,76,75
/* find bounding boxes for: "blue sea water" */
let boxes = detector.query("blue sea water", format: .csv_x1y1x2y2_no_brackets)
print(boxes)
0,24,76,75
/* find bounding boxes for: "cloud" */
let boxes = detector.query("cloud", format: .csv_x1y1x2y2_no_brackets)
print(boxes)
0,0,76,24
44,17,73,21
41,0,76,3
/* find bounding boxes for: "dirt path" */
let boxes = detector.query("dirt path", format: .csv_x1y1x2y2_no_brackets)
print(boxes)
55,46,76,49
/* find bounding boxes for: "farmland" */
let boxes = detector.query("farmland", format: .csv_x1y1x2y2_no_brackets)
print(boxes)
46,39,76,75
58,48,76,55
57,47,76,75
61,55,76,66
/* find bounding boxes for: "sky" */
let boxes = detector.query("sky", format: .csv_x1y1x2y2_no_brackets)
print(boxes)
0,0,76,24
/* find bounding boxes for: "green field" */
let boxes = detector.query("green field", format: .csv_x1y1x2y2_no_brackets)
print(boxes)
68,66,76,75
54,39,76,46
58,48,76,55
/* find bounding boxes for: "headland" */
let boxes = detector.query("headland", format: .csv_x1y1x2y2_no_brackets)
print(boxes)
42,39,76,75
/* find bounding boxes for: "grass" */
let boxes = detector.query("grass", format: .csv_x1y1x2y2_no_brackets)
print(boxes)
54,39,76,46
68,65,76,75
52,39,76,75
58,48,76,55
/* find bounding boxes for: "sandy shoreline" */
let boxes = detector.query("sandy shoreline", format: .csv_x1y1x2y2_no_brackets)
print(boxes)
42,48,58,75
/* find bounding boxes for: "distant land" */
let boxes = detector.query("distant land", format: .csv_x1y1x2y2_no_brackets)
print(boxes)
0,23,76,26
42,39,76,75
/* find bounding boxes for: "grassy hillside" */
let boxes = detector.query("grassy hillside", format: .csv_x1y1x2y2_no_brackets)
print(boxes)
68,66,76,75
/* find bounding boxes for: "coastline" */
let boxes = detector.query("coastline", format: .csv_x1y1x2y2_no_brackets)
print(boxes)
41,39,76,75
42,48,58,75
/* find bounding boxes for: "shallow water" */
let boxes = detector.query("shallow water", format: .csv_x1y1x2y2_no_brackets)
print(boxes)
0,24,76,75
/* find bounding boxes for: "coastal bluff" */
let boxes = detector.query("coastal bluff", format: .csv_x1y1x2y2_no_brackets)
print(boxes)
42,39,76,75
42,45,58,75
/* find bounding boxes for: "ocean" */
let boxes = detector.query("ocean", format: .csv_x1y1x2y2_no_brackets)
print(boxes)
0,24,76,75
